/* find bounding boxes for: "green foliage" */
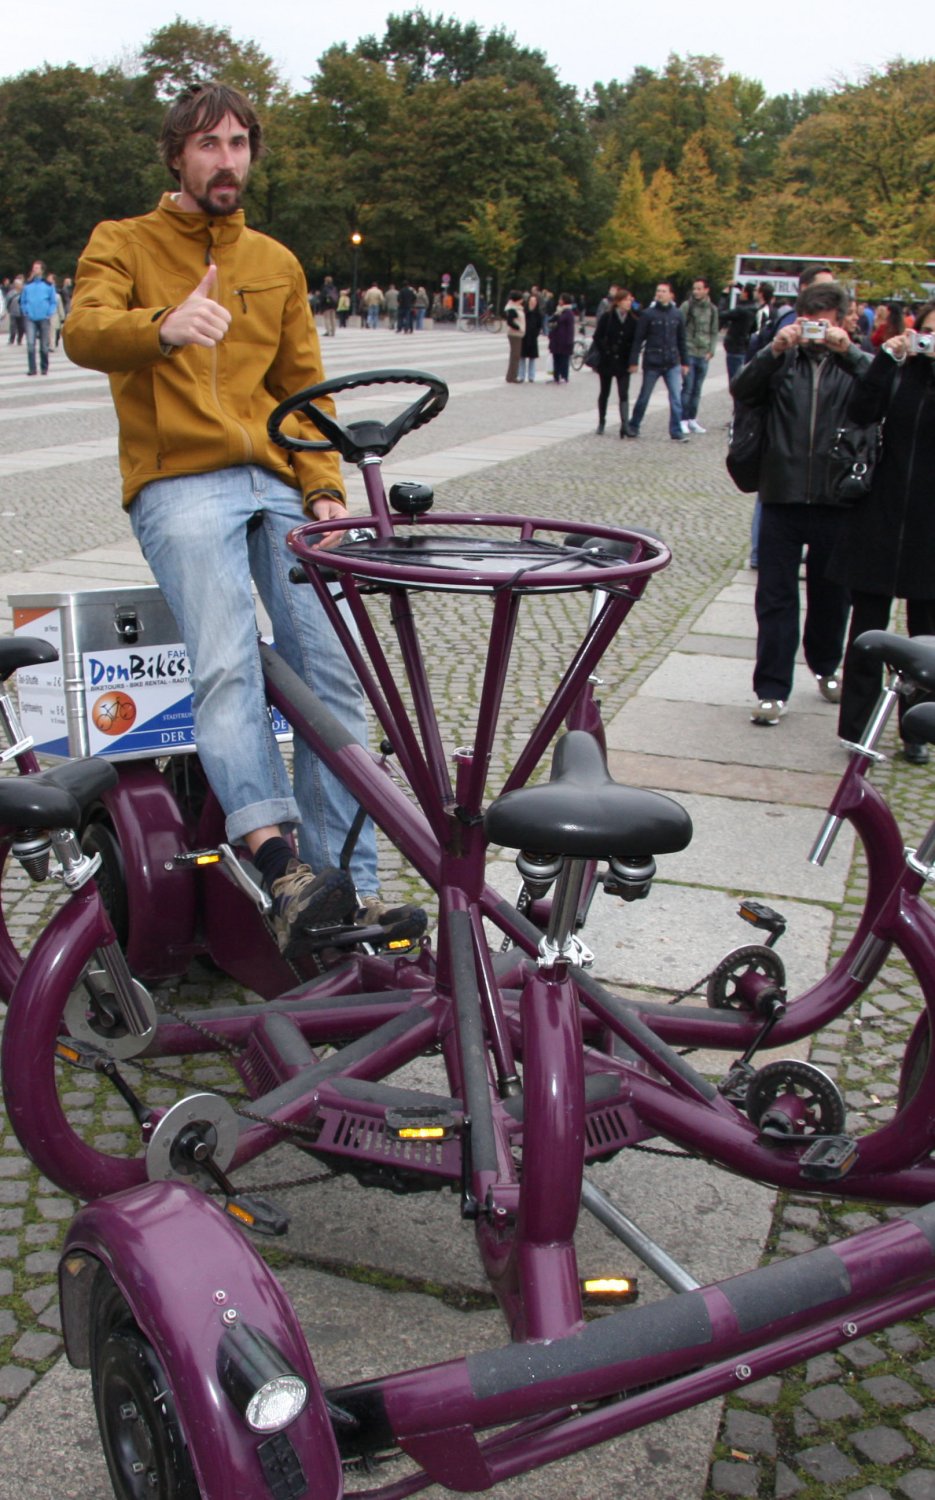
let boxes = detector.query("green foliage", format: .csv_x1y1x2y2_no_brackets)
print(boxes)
1,23,930,300
0,66,162,272
140,16,283,106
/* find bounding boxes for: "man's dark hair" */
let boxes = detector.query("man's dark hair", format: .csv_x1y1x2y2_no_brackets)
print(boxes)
692,275,710,289
798,264,834,289
159,83,264,182
796,281,849,319
758,281,775,301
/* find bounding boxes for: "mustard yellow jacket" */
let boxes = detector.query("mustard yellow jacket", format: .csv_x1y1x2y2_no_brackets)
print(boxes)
64,194,344,509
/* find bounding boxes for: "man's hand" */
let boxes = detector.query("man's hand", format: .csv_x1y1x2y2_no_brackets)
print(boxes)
771,321,801,356
628,364,638,374
160,265,232,349
307,496,349,550
681,364,689,376
884,333,910,361
822,324,851,354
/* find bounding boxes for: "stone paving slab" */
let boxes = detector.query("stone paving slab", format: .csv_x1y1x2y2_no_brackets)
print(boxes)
605,748,840,809
640,650,839,716
606,697,852,776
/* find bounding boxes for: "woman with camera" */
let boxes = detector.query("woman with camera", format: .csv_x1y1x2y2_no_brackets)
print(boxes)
831,301,935,761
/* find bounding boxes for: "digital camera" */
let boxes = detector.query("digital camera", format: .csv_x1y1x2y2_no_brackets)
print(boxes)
799,319,829,341
907,330,935,357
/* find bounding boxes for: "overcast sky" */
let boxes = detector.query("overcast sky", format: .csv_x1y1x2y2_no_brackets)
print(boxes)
4,2,929,99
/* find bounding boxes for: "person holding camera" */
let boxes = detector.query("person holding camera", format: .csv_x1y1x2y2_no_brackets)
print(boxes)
830,301,935,761
730,281,872,726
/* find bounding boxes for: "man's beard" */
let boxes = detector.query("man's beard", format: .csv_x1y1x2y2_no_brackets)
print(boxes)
192,174,244,217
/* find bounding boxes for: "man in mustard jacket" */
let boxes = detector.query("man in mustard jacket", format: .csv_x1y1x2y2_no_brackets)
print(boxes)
65,82,424,959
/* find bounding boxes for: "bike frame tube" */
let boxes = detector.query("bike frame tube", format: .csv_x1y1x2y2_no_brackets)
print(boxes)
625,766,911,1050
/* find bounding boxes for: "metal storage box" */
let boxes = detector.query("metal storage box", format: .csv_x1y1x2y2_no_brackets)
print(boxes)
10,586,288,761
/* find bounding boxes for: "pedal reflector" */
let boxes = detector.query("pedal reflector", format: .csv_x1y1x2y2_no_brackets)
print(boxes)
386,1107,456,1141
581,1276,638,1306
223,1195,290,1236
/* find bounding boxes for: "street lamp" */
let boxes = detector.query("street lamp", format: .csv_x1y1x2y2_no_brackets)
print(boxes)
350,232,363,326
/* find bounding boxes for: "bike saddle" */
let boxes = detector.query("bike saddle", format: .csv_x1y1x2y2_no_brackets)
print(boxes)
0,758,116,831
853,631,935,689
484,730,693,859
0,635,58,682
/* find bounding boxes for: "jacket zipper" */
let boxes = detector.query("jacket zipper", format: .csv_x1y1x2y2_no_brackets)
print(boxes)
208,253,254,464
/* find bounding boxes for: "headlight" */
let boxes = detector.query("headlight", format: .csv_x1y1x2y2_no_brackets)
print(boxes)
217,1320,308,1433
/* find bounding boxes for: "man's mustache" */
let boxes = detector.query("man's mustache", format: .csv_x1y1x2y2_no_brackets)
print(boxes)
208,173,241,191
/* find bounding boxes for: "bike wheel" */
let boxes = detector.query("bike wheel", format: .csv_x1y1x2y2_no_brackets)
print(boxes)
485,315,503,334
90,1267,201,1500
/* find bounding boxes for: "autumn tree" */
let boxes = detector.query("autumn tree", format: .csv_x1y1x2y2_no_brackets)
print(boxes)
590,152,684,291
140,16,283,107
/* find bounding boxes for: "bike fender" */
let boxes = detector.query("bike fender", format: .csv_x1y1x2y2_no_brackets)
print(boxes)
100,764,198,979
60,1179,342,1500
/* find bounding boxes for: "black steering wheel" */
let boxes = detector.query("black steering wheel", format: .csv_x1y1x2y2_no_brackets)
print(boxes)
267,369,449,465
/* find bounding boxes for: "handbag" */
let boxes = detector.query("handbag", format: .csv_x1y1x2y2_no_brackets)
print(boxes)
726,400,766,493
827,423,879,504
583,341,602,370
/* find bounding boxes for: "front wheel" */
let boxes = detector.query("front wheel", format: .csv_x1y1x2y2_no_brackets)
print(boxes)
90,1268,201,1500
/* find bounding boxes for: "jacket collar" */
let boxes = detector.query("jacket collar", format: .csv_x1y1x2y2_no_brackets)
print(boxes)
156,192,246,250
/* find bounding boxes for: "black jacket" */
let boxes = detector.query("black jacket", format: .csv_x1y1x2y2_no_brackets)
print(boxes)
829,351,935,598
631,302,686,370
731,342,871,507
593,307,638,372
722,301,756,355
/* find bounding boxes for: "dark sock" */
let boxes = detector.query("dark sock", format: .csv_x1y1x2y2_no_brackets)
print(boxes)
252,836,296,892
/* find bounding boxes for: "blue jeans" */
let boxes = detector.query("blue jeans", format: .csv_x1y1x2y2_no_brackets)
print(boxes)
518,356,537,381
630,364,684,437
367,304,380,329
130,466,379,893
25,317,50,374
726,351,745,386
681,356,710,421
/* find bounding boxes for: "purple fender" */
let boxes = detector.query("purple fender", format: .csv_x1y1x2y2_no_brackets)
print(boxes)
98,764,199,981
60,1180,343,1500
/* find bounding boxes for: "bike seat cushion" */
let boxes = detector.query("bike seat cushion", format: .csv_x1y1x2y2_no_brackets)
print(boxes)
0,759,117,832
484,731,692,859
0,635,59,683
853,632,935,689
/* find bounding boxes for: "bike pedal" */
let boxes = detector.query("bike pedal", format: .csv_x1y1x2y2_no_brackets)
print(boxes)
799,1135,859,1181
385,1106,456,1142
55,1035,104,1070
580,1276,639,1307
738,899,787,938
223,1193,290,1236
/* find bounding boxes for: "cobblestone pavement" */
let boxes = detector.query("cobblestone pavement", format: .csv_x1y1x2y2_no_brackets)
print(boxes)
1,329,935,1497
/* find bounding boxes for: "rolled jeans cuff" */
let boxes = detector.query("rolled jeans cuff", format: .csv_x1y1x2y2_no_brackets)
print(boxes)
226,797,300,847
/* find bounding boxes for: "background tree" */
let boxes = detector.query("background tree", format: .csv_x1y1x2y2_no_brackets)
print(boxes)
0,65,161,271
140,16,283,106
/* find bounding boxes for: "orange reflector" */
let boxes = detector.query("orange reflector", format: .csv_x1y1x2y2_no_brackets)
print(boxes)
225,1202,255,1226
387,938,414,951
581,1276,638,1305
55,1043,82,1064
195,852,221,866
397,1126,446,1140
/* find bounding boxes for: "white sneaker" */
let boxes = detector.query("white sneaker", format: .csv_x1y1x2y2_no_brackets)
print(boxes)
751,699,787,726
687,419,706,434
680,420,690,435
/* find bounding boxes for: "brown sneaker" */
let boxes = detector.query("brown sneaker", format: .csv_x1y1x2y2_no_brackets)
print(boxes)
271,860,357,960
356,895,428,945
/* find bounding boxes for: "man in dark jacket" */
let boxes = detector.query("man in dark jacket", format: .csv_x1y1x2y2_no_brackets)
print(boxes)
626,282,690,441
731,281,871,725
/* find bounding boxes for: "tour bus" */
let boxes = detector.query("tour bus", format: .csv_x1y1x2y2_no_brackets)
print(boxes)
730,253,935,304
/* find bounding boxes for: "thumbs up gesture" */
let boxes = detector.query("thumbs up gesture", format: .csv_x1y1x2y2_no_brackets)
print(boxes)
159,265,232,349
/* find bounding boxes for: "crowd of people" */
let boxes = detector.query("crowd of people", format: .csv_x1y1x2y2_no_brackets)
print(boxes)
725,268,935,759
1,263,72,374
